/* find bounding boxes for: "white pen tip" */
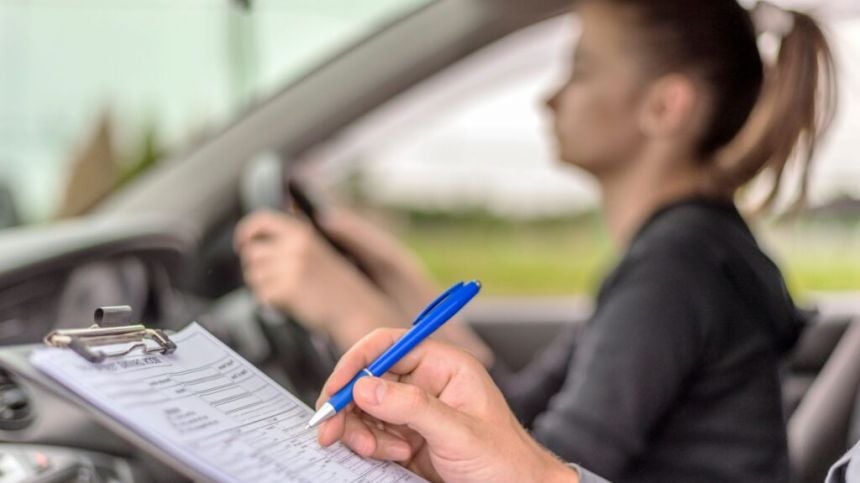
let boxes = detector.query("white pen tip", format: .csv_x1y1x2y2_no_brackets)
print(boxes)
306,402,336,430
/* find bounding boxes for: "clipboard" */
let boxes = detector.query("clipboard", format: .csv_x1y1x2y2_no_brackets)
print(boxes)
25,306,201,479
0,306,201,481
42,305,177,363
25,307,424,483
0,348,198,482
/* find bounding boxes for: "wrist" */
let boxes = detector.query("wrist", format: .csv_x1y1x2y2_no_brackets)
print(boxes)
321,262,386,328
543,460,581,483
328,283,405,349
515,423,578,483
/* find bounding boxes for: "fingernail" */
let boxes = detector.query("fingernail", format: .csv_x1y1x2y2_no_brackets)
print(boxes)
357,377,385,405
375,379,386,404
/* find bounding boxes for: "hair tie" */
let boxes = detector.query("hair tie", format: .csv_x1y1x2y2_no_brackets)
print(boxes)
752,1,796,38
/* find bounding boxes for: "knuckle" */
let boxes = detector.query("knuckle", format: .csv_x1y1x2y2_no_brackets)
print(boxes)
403,384,427,411
292,224,316,247
253,209,279,224
364,328,395,348
447,345,482,373
461,351,484,373
280,270,300,292
380,327,407,342
368,328,391,341
240,214,267,233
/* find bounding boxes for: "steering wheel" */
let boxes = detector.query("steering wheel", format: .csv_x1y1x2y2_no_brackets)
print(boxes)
253,305,339,405
234,154,349,404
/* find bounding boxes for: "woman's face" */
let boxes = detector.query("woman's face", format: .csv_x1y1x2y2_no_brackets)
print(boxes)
546,4,650,175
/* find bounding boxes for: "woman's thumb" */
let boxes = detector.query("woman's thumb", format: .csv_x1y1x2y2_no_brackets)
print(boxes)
353,377,469,448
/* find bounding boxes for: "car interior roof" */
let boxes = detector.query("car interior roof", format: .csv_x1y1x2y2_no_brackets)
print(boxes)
97,0,571,231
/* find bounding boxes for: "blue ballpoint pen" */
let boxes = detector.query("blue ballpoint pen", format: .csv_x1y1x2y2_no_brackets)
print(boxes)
305,280,482,430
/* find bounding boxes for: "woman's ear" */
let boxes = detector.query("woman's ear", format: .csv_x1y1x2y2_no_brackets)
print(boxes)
638,74,701,142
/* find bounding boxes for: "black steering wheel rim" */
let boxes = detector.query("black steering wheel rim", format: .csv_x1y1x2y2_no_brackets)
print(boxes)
253,305,339,405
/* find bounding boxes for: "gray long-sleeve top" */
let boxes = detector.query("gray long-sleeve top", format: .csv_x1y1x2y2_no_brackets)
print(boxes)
493,198,804,483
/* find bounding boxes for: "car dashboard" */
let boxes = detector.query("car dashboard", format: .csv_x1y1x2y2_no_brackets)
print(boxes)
0,345,186,482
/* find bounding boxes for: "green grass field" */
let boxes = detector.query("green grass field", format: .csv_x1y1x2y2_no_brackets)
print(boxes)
762,223,860,297
393,213,860,298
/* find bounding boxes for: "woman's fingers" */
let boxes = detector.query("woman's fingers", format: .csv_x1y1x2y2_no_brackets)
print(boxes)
234,210,289,250
239,242,276,268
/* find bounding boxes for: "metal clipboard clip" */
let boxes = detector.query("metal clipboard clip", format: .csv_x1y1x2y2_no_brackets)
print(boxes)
43,306,177,363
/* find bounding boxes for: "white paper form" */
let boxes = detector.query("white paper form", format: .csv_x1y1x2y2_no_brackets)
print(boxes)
30,323,424,483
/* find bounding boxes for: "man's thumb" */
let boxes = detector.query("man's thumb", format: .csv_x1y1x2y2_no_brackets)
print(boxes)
353,377,469,447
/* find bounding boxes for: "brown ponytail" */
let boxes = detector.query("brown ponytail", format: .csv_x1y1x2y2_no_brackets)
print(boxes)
714,8,838,212
587,0,837,213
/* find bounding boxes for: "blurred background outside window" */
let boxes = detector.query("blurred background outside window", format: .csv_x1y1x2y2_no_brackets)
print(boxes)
312,13,860,298
3,1,860,299
0,0,425,224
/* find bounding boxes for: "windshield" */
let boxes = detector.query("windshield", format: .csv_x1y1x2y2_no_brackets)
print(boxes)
0,0,429,227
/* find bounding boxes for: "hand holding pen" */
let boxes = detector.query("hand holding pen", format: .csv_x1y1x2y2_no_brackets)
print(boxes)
306,280,482,429
312,281,581,483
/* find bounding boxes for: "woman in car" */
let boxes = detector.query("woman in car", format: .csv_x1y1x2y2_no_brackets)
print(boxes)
235,0,836,480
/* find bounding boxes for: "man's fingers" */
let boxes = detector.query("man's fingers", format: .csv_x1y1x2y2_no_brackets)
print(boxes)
351,377,471,449
364,424,414,462
320,329,407,398
320,331,465,403
340,414,377,458
317,411,346,447
358,414,422,461
321,411,414,462
383,423,425,454
379,372,401,385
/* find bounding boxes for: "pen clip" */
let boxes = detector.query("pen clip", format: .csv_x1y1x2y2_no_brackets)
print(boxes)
412,281,464,326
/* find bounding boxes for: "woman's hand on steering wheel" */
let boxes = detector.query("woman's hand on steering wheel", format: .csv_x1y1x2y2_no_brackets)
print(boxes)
235,210,406,349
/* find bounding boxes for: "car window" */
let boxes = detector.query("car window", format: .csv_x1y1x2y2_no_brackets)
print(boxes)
313,15,860,297
310,17,612,296
0,0,429,227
